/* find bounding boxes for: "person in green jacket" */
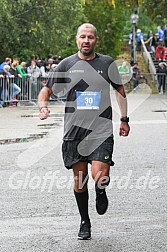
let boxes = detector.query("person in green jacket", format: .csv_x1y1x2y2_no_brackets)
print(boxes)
17,62,31,98
118,60,131,85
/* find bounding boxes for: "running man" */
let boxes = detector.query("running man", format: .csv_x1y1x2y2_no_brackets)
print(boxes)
38,23,130,240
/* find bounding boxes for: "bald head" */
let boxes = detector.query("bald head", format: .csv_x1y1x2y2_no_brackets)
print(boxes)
77,23,98,37
76,23,98,59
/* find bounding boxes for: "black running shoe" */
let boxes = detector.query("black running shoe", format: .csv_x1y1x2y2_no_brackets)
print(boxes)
78,220,91,240
95,185,108,215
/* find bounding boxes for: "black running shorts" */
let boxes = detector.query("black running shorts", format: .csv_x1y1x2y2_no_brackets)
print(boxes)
62,136,114,169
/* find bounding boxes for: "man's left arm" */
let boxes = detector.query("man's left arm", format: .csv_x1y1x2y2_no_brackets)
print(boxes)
115,85,130,137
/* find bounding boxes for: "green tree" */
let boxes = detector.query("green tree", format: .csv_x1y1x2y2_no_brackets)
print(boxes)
1,0,165,62
82,0,126,58
142,0,167,24
0,0,86,61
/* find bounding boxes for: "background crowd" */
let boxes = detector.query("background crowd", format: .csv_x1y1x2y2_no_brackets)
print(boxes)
129,25,167,58
129,24,167,94
0,23,167,108
0,55,63,107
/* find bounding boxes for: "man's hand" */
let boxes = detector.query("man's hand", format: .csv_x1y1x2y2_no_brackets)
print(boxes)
39,107,50,120
119,122,130,137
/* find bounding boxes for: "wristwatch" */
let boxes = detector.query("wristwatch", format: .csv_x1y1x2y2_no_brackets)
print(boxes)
120,116,129,123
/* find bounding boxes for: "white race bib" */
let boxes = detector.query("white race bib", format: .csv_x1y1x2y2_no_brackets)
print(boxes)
76,91,101,110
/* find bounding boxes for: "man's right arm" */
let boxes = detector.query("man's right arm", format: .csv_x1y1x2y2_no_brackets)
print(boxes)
38,86,52,120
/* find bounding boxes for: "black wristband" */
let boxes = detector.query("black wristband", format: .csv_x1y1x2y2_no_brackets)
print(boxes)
120,116,129,122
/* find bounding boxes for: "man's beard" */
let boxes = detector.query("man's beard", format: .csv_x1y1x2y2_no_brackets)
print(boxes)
80,48,94,56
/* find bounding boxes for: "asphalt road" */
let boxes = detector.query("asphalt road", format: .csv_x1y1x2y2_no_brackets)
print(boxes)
0,92,167,252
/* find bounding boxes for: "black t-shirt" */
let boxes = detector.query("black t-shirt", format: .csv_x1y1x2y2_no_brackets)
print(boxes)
46,53,120,141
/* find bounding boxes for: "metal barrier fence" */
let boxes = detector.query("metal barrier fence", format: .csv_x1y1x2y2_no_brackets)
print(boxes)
0,77,59,106
0,73,166,106
124,72,166,94
141,39,157,78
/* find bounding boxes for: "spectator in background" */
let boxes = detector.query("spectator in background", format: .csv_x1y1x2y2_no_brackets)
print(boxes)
157,62,167,94
144,33,157,56
52,55,58,65
157,26,164,42
39,61,51,89
155,42,166,62
46,54,53,66
9,62,22,100
27,60,41,99
136,29,144,51
0,65,13,106
131,62,140,92
27,55,39,68
17,62,28,77
47,54,53,60
40,61,51,78
48,58,53,66
151,33,158,55
0,65,20,106
13,57,19,65
118,60,131,84
0,58,12,71
17,62,31,98
147,30,153,40
50,56,63,68
27,60,41,77
10,62,21,78
57,55,63,64
163,25,167,48
144,33,152,52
